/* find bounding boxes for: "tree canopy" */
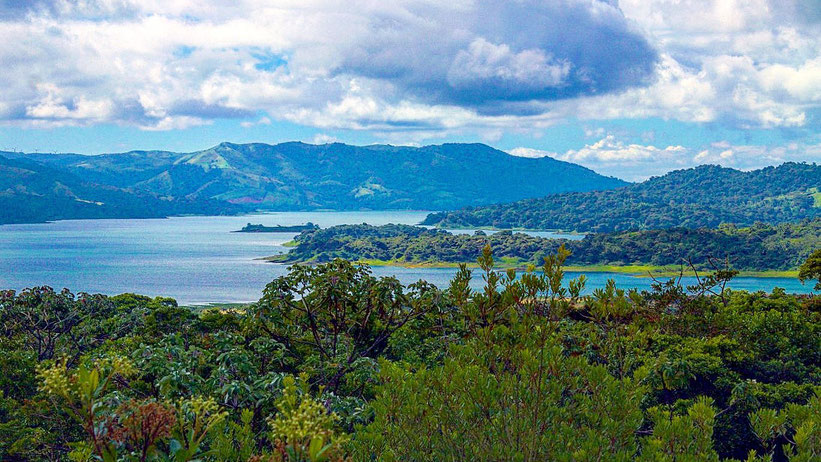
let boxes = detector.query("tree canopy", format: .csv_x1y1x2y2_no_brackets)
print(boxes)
1,248,819,461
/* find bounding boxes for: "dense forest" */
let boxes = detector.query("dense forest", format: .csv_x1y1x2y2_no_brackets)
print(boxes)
1,248,819,461
0,142,626,224
0,155,240,224
423,163,821,232
273,219,821,271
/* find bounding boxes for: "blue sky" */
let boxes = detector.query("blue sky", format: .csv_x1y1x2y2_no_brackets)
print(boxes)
0,0,819,180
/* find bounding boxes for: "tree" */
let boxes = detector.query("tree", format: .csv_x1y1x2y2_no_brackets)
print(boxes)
352,322,647,461
798,249,821,291
0,287,116,362
250,259,441,394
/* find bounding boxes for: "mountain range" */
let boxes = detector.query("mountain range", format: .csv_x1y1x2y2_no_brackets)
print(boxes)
423,162,821,232
0,142,627,224
0,154,242,224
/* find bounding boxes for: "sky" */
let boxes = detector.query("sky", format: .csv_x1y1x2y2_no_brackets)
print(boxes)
0,0,819,181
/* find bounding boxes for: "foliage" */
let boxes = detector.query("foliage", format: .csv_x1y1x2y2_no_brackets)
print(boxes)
1,248,820,461
424,162,821,232
250,260,441,395
276,220,820,271
798,249,821,291
749,393,821,461
267,375,348,462
1,287,121,361
641,397,721,461
0,154,239,225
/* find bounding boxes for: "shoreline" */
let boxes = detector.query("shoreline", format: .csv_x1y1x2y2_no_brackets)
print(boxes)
260,255,800,278
0,209,437,227
428,224,587,235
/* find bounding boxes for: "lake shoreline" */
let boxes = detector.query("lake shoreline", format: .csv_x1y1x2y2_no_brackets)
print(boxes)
260,255,800,279
430,224,588,235
5,211,812,306
0,209,438,228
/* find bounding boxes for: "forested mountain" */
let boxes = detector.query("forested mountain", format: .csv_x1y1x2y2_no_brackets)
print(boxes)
423,163,821,232
274,220,821,271
1,142,626,224
0,155,239,224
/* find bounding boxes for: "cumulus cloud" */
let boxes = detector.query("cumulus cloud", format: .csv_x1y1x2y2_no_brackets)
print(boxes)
510,135,820,181
692,140,821,170
309,133,339,145
445,39,571,99
336,0,657,112
0,0,818,142
508,147,553,159
510,136,689,180
590,0,821,127
240,116,271,128
559,136,687,163
0,0,655,130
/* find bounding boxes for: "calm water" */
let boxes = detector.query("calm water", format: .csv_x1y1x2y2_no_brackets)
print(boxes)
0,212,812,304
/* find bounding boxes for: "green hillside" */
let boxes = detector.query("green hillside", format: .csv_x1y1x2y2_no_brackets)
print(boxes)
9,142,627,213
423,163,821,232
0,155,238,224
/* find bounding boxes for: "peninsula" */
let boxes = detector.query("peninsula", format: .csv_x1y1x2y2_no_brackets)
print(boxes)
265,221,820,275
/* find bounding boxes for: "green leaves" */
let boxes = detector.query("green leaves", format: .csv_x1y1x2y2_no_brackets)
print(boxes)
749,393,821,461
8,247,821,461
268,375,349,462
798,249,821,291
354,322,647,461
642,397,721,461
253,259,441,395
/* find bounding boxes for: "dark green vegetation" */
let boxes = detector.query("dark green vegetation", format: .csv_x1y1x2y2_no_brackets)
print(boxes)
424,163,821,232
800,249,821,290
0,155,239,224
235,223,320,233
272,219,821,272
1,142,626,224
2,248,819,461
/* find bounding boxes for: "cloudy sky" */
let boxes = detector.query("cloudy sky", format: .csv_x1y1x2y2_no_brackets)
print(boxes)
0,0,819,180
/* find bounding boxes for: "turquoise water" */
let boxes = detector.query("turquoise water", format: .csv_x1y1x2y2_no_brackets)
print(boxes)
0,212,812,305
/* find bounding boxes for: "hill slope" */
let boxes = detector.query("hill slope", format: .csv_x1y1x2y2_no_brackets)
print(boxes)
0,155,238,224
15,142,627,213
423,163,821,232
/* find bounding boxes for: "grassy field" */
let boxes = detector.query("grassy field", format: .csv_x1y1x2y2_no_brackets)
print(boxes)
811,187,821,207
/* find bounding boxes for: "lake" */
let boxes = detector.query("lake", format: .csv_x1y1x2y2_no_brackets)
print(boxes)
0,211,812,305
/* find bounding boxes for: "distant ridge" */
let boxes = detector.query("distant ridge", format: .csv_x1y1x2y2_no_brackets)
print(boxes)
0,154,239,224
0,142,627,224
423,162,821,232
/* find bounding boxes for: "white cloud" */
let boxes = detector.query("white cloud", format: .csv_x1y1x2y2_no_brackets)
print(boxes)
510,135,820,181
240,116,271,128
509,136,691,180
0,0,817,142
447,39,570,90
310,133,339,144
591,0,821,127
25,83,113,122
508,147,553,158
758,58,821,101
0,0,655,130
548,136,690,179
